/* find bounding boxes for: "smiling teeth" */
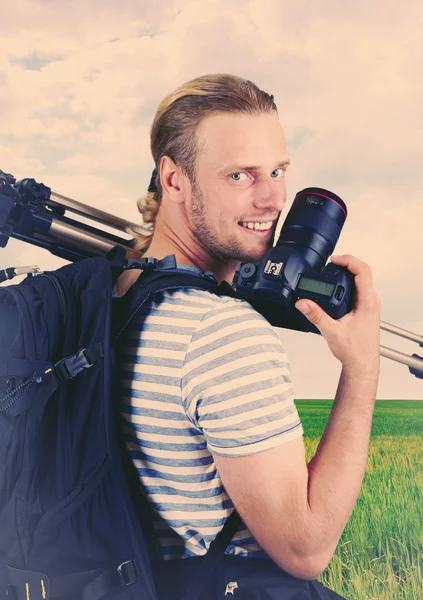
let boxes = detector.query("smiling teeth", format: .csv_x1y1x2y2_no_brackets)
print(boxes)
241,222,273,230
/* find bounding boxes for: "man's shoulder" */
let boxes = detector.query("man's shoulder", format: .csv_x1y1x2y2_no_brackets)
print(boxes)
161,286,261,315
160,287,277,335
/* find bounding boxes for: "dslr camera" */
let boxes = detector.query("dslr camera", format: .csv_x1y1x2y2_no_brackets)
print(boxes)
232,187,354,334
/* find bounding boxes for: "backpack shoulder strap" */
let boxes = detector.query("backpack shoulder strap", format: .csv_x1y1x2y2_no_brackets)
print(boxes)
112,264,236,341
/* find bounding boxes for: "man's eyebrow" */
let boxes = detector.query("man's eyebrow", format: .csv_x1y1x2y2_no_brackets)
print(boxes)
219,159,291,174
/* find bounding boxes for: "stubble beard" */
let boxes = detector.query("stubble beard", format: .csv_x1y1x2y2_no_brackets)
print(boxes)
190,183,273,264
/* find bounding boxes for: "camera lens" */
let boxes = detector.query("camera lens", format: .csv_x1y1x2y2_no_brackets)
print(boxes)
275,187,347,270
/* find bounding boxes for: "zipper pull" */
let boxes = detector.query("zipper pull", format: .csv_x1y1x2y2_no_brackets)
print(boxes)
0,265,42,282
225,581,238,596
0,265,42,283
15,265,43,276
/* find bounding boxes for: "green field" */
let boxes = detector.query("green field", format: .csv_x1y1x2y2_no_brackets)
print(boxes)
295,400,423,600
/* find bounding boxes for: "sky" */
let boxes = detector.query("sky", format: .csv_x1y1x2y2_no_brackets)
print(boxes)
1,0,422,399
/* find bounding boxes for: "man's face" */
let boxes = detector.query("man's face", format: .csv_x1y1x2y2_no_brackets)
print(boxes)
186,111,289,264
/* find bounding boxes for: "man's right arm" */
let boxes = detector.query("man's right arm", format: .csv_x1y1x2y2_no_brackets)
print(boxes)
212,255,380,580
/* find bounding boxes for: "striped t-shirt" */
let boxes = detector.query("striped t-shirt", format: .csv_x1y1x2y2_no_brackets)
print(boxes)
116,267,303,560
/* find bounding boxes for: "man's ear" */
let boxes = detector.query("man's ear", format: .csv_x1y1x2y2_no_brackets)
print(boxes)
159,156,187,205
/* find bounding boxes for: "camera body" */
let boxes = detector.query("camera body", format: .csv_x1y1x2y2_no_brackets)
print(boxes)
232,187,355,334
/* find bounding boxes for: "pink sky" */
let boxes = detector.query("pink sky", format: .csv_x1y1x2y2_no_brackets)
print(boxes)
1,0,422,398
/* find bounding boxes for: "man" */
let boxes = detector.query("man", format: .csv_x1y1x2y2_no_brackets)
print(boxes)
116,74,380,594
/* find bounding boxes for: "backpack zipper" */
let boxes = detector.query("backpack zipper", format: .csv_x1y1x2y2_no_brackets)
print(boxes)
0,273,67,411
39,272,68,328
225,581,239,595
0,372,46,412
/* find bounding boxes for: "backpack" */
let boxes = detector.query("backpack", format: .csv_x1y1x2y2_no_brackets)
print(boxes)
0,250,244,600
0,250,345,600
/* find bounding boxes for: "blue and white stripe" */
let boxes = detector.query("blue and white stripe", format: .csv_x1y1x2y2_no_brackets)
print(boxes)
117,283,303,559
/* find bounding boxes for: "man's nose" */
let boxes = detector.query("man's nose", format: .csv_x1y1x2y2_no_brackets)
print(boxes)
253,178,286,212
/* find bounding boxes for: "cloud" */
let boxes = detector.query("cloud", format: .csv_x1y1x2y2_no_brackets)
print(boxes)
1,0,421,398
11,51,64,71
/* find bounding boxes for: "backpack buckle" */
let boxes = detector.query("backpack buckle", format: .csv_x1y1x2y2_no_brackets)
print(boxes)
55,349,94,382
142,257,158,271
125,256,158,272
116,560,137,587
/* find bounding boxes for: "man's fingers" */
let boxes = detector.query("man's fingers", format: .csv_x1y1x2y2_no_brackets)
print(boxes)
330,254,370,276
295,299,336,336
330,254,377,307
296,255,379,337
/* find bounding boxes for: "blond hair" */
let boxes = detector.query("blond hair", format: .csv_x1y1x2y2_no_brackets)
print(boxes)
130,74,277,253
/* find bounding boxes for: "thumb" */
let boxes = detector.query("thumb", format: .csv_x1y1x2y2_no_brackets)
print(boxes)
295,299,333,335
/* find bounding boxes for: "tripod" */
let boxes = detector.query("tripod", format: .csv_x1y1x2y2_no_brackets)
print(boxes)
1,169,422,380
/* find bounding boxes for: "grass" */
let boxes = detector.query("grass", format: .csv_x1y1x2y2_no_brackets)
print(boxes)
295,400,423,599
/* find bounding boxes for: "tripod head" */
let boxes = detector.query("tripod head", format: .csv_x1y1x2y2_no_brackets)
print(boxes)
0,169,147,262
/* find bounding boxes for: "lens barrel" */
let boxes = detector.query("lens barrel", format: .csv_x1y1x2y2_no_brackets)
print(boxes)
275,187,347,270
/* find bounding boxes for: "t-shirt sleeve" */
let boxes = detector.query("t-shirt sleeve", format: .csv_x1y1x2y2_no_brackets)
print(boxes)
181,298,303,457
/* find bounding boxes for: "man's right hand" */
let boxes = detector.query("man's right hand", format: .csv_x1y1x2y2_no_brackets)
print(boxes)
295,254,380,377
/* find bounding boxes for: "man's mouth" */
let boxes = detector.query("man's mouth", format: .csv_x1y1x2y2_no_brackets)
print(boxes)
238,221,275,237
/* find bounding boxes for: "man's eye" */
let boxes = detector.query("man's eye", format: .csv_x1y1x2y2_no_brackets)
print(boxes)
271,168,285,178
230,172,248,182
